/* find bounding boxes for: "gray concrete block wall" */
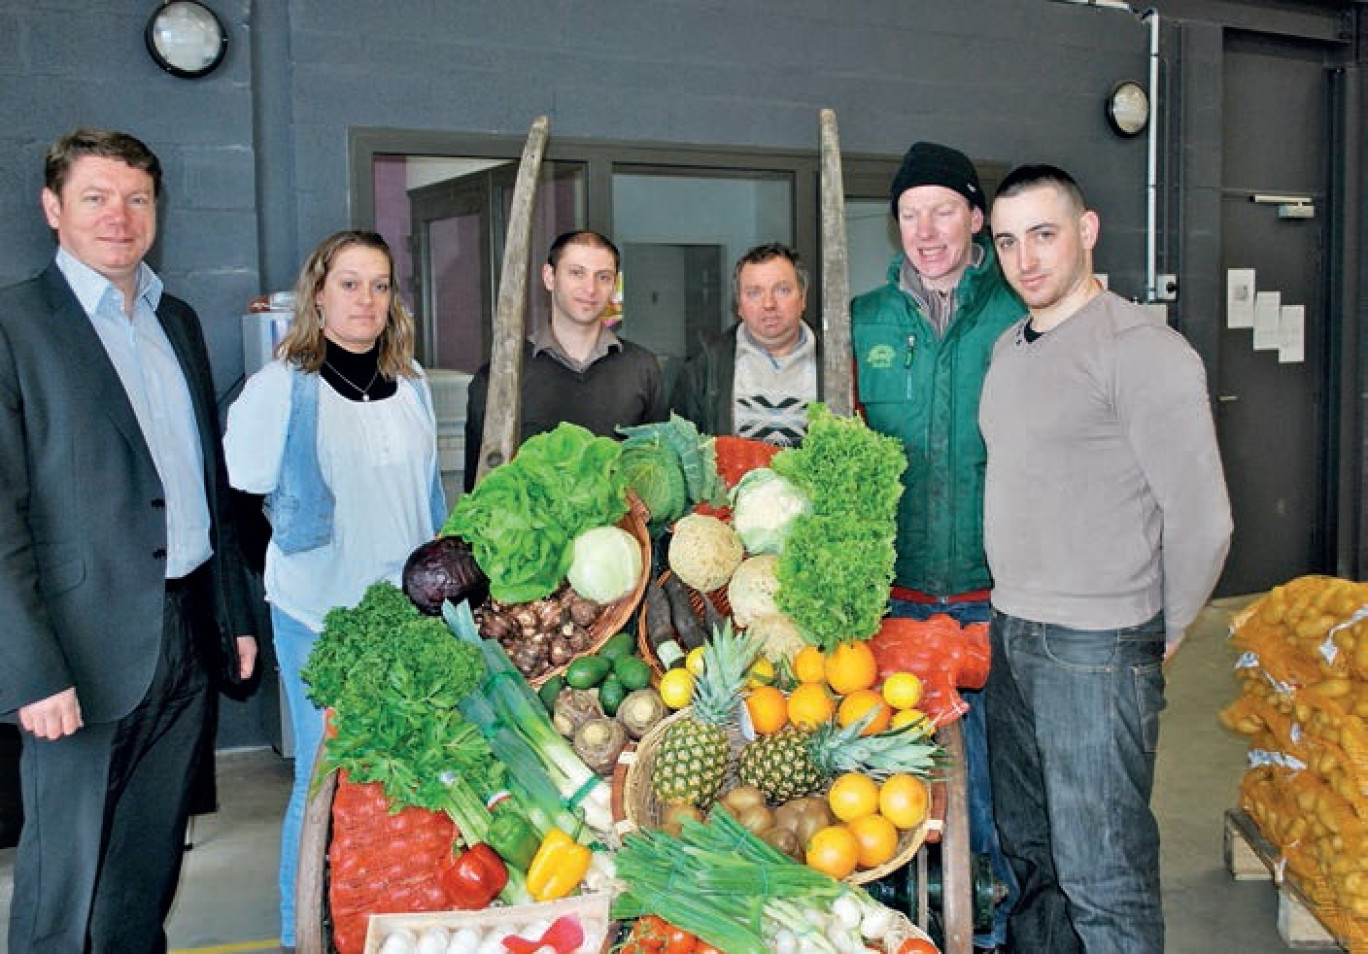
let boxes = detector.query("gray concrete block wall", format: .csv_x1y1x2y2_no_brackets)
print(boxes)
277,0,1154,293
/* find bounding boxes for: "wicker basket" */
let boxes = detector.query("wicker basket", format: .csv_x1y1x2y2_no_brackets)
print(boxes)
636,570,734,675
511,491,652,688
615,707,930,885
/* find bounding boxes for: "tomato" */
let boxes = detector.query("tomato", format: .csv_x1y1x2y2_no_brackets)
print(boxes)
694,945,722,954
628,915,667,952
664,926,697,954
895,939,940,954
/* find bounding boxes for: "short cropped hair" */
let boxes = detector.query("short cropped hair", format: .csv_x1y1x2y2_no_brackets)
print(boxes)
993,164,1087,213
731,242,809,308
546,230,620,271
45,128,163,199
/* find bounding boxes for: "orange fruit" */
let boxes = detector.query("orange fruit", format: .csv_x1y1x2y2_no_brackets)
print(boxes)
890,708,932,733
744,685,789,735
827,772,880,822
847,812,900,869
881,671,924,710
805,824,860,880
837,688,892,736
879,773,931,830
825,640,879,695
786,682,836,729
793,645,827,685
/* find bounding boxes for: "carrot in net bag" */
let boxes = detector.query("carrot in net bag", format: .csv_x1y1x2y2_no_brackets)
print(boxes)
328,773,456,954
868,615,990,726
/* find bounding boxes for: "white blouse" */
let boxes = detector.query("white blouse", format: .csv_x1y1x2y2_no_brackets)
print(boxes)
224,359,440,631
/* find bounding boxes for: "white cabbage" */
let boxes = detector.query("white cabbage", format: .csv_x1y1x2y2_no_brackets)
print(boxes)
566,525,641,603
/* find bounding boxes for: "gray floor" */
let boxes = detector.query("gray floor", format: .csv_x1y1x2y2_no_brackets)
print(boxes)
0,596,1340,952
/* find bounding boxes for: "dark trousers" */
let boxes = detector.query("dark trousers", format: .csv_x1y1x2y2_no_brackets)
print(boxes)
9,577,212,954
985,609,1166,954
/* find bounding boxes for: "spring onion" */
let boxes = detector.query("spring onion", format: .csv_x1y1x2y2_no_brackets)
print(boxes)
613,809,880,954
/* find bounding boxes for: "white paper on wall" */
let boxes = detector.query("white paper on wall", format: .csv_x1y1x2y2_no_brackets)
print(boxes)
1253,291,1281,350
1278,305,1305,364
1227,268,1256,329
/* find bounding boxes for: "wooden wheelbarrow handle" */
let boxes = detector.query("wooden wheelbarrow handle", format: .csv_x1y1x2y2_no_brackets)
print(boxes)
819,107,854,418
475,114,551,486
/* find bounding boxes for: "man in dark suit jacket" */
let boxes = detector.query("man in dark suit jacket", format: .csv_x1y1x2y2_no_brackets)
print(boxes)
0,128,257,953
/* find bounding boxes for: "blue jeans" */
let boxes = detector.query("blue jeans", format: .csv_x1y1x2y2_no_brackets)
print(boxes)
890,598,1016,949
271,605,328,948
984,609,1166,954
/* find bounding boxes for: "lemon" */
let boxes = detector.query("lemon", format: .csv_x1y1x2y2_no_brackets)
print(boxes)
882,672,924,710
685,645,707,678
747,656,776,688
659,668,696,709
891,707,932,732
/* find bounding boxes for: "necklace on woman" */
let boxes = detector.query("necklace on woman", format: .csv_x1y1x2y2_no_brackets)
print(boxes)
323,360,380,401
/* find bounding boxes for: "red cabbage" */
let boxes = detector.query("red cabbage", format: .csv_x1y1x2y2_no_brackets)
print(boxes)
402,535,490,616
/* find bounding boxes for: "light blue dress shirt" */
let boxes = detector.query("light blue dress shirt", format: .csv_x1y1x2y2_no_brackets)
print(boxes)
56,247,212,579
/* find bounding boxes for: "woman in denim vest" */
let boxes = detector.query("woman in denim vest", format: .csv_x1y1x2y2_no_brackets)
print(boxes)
224,231,445,949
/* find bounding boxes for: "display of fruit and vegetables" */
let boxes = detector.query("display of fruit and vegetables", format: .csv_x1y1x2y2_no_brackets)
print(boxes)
304,406,956,946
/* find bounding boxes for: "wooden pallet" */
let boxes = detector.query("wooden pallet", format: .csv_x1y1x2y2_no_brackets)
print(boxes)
1223,809,1343,950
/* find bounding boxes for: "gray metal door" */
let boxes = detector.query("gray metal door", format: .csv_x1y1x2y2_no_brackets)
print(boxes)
1216,32,1332,596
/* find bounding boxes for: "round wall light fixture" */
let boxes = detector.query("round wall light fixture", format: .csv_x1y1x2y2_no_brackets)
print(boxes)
145,1,228,79
1106,80,1151,137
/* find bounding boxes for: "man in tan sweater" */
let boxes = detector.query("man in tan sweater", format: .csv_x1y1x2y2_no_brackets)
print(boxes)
979,164,1232,954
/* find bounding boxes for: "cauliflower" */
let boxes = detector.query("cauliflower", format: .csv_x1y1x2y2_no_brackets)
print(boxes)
668,513,744,593
729,468,811,555
727,554,781,627
746,612,808,665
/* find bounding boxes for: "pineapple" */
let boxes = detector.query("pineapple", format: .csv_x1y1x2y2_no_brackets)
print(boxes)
736,725,824,802
738,709,941,803
652,622,758,809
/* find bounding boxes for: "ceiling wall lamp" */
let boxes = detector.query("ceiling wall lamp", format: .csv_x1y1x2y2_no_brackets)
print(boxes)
145,1,228,79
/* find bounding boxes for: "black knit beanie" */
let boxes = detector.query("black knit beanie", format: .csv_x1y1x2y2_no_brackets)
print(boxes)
889,141,986,216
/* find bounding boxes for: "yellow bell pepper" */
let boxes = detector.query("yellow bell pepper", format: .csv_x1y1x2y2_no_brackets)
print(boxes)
525,827,592,902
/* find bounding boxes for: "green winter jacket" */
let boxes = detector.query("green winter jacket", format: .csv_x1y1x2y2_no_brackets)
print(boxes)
851,237,1023,596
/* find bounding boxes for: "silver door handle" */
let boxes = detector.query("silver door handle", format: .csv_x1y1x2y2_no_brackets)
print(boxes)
1218,395,1239,402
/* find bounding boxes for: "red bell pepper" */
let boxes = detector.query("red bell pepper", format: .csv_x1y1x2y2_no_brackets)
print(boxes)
438,842,508,910
502,915,585,954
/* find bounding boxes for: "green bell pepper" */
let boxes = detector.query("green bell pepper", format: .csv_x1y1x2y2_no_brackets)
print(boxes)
486,800,540,871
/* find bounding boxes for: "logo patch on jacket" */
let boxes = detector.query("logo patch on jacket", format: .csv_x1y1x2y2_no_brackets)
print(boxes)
865,343,897,370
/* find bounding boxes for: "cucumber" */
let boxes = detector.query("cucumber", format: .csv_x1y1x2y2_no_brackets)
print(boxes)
538,674,566,714
597,631,636,661
598,674,627,717
564,654,613,689
613,654,652,692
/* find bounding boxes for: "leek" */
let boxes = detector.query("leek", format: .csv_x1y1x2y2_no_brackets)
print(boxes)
442,600,617,843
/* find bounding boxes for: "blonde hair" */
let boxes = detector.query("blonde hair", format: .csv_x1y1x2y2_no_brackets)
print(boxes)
275,230,417,379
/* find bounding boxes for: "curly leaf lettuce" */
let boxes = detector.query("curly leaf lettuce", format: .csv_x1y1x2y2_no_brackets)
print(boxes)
772,404,907,649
